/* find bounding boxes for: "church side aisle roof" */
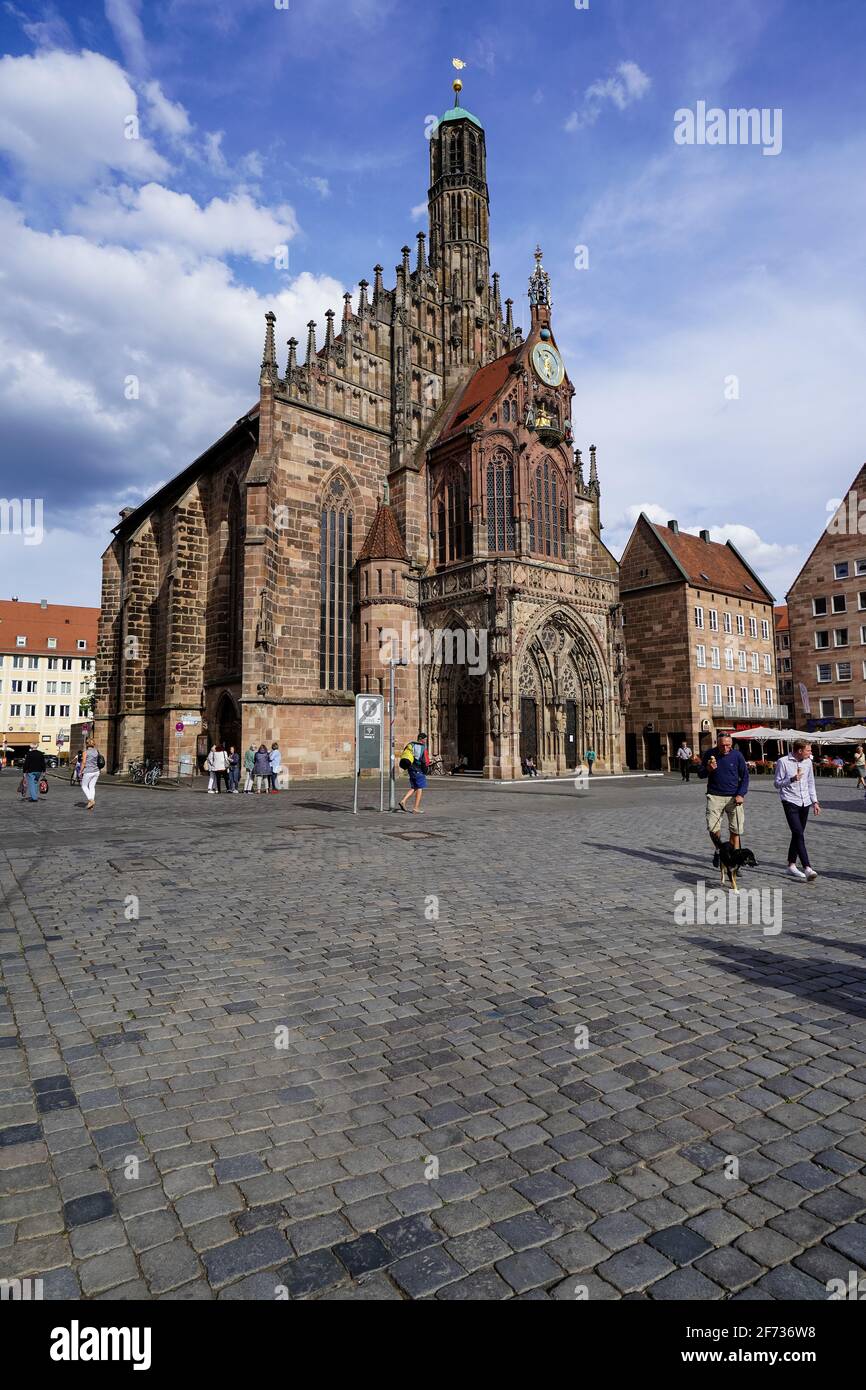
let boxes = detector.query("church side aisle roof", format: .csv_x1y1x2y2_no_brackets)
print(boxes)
437,345,521,443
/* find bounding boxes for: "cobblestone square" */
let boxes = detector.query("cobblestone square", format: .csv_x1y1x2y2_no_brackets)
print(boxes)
0,771,864,1301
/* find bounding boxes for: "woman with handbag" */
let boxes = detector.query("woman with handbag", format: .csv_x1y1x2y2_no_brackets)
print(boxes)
81,738,104,811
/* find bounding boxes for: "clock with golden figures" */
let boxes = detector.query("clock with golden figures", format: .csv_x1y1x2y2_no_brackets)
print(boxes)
531,340,565,387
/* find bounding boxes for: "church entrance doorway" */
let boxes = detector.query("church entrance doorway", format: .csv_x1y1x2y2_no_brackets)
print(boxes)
216,691,241,753
456,701,484,771
565,701,578,769
520,697,538,768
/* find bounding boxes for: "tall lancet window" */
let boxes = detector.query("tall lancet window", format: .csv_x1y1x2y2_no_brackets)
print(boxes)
529,456,566,560
227,482,244,669
486,452,515,553
319,478,354,691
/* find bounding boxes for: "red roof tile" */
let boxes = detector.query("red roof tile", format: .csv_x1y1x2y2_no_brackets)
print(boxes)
438,346,521,441
650,523,773,602
0,600,98,657
774,605,788,632
358,502,409,562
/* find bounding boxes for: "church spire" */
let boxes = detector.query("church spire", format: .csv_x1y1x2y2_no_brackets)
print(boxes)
528,245,552,330
260,310,278,385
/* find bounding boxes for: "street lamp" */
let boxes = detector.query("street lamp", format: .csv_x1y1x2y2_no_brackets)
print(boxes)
387,656,408,811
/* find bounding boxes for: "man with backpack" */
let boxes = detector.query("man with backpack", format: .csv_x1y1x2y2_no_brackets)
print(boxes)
22,744,46,802
398,732,430,814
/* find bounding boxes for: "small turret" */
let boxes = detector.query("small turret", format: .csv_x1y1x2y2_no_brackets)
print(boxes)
305,320,317,364
260,310,278,385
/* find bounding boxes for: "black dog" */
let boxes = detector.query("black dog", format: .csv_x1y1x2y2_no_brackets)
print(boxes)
718,843,758,893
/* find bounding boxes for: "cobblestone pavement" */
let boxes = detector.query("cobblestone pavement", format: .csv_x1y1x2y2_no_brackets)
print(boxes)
1,770,864,1301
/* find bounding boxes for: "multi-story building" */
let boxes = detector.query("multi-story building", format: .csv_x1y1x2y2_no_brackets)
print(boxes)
0,599,98,760
774,605,795,713
95,82,624,779
620,516,782,770
787,462,866,727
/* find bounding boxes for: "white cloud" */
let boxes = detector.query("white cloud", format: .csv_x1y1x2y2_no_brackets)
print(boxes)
566,60,651,132
69,184,299,263
104,0,148,75
410,201,427,221
4,2,74,50
0,49,168,185
142,80,192,140
303,175,331,199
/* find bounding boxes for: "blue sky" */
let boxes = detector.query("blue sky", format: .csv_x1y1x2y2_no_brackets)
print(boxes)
0,0,865,604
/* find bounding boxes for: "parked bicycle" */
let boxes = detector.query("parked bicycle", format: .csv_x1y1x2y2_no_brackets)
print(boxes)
128,758,162,786
144,763,162,786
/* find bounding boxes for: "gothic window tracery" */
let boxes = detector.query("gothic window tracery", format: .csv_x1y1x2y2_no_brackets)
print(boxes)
434,464,471,565
226,481,244,669
528,456,568,559
486,451,515,553
319,476,354,691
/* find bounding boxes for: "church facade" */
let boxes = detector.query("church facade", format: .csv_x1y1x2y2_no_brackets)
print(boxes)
95,85,625,779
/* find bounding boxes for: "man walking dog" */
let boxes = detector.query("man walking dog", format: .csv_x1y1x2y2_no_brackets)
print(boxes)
698,732,749,867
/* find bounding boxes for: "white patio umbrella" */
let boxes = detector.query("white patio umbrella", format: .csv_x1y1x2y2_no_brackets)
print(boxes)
817,724,866,744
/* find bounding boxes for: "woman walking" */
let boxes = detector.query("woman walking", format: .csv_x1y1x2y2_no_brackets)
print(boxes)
81,738,103,811
853,744,866,791
774,739,821,882
253,744,271,794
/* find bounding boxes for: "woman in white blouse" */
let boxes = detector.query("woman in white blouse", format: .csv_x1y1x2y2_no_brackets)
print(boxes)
773,740,821,882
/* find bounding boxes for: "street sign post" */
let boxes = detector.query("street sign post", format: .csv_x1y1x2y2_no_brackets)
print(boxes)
354,694,384,815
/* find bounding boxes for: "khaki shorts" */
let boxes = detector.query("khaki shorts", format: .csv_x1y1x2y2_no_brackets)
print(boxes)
706,794,745,837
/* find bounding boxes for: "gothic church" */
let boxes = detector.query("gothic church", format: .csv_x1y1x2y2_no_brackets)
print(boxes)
95,83,625,778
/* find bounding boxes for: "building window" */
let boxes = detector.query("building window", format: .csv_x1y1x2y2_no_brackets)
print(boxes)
694,606,704,629
11,680,22,692
709,609,718,631
227,482,245,669
16,636,25,647
736,615,745,635
766,688,775,708
813,596,828,616
25,704,36,717
712,683,722,706
832,594,847,614
12,656,23,669
698,683,708,707
861,625,866,645
749,616,758,638
859,592,866,610
45,704,56,717
435,464,472,563
26,681,36,693
47,657,57,669
28,657,38,669
836,662,852,681
696,644,706,668
763,653,772,674
817,663,831,683
815,630,829,649
738,651,747,671
834,561,849,579
485,455,514,554
711,646,720,668
76,639,87,650
839,698,855,718
47,638,57,649
529,457,566,559
46,681,57,694
725,649,734,670
726,685,735,705
319,483,354,692
723,612,732,634
834,628,849,647
59,704,70,717
819,698,834,717
60,681,71,695
761,619,770,641
10,704,20,716
739,687,749,708
751,653,759,673
61,659,72,671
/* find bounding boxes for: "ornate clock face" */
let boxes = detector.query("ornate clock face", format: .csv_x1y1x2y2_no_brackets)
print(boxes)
532,341,564,386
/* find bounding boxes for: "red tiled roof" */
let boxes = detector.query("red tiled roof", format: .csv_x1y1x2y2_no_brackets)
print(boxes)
0,600,98,657
649,523,773,602
774,605,788,632
438,346,521,441
358,502,409,562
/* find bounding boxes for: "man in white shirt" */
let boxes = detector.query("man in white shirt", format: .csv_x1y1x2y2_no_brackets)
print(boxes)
773,739,821,881
676,740,693,782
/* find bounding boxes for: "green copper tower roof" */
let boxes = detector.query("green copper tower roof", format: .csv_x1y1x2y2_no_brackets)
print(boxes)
441,105,483,130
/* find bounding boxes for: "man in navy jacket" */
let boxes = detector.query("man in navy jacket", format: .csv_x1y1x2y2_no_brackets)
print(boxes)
698,733,750,865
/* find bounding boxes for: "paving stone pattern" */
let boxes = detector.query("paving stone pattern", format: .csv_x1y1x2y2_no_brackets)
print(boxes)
0,772,864,1300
